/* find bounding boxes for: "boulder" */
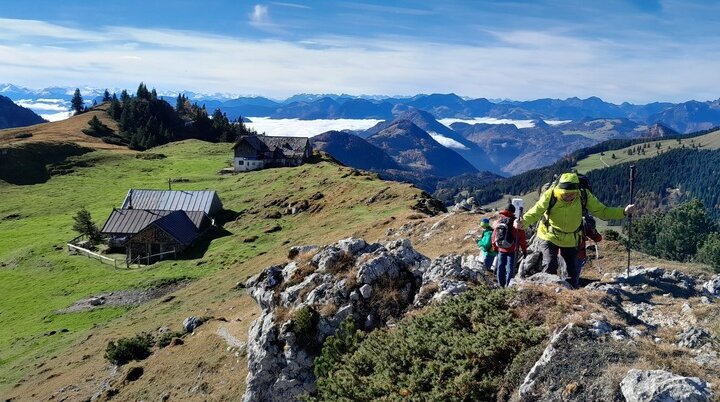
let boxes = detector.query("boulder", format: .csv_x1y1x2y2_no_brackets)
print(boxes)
677,327,712,349
359,284,372,299
703,275,720,297
183,316,204,333
510,273,573,289
620,369,712,402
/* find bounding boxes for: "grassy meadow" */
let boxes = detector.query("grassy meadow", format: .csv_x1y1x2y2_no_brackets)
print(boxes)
574,129,720,173
0,140,417,390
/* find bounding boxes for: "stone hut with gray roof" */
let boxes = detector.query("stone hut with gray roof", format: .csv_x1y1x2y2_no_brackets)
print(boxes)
232,135,312,172
100,189,222,264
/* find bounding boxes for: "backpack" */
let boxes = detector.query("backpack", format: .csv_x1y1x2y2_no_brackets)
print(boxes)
478,228,494,253
494,217,515,249
541,172,591,231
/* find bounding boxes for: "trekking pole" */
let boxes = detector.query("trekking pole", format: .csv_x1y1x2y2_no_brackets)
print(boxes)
515,207,524,274
626,165,636,277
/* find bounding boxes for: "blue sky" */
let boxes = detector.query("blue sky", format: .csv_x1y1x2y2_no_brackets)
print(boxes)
1,0,719,103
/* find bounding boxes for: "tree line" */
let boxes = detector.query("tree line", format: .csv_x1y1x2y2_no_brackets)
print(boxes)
73,84,257,150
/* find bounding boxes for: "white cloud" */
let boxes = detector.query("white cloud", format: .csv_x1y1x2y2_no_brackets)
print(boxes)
427,132,469,150
1,18,720,103
251,5,270,25
439,118,536,129
245,117,383,137
16,99,68,111
40,111,72,121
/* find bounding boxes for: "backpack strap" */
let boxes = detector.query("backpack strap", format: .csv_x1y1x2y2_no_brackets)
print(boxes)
542,186,589,236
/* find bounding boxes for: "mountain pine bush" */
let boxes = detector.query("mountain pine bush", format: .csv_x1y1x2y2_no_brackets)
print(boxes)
632,199,717,262
697,233,720,272
310,286,544,401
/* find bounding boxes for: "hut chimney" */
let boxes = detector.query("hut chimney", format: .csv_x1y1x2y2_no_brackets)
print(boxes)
127,190,133,209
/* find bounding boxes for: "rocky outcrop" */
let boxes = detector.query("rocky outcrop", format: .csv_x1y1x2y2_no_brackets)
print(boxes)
514,265,718,401
242,237,490,402
620,369,712,402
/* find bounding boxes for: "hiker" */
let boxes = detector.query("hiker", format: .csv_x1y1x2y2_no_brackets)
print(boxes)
492,204,528,287
521,173,635,288
576,214,602,279
477,218,497,271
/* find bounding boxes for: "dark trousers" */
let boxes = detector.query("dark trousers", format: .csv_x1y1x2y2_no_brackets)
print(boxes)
539,239,579,287
496,252,515,288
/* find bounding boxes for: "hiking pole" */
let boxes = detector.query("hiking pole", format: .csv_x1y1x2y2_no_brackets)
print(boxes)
626,165,636,277
515,206,524,276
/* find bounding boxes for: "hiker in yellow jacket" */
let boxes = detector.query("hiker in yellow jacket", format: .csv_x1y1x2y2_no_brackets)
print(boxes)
520,173,635,288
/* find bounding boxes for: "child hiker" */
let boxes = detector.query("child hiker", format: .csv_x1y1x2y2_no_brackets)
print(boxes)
492,204,528,287
477,218,497,271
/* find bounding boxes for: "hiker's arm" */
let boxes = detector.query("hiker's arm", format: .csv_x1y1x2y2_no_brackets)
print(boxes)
586,192,625,221
523,189,552,227
519,230,528,253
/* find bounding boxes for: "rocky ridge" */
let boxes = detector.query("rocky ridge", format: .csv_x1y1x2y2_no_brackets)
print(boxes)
244,236,720,401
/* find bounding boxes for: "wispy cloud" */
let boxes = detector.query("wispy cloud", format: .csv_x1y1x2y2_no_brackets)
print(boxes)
340,2,434,16
1,18,720,103
248,4,289,35
270,2,311,9
250,4,270,25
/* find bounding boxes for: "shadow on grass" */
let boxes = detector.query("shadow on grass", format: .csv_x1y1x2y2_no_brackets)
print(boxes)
214,208,242,226
178,225,233,261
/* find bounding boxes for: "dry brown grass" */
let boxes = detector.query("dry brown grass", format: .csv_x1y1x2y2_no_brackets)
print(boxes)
0,105,130,152
318,303,338,317
511,287,614,332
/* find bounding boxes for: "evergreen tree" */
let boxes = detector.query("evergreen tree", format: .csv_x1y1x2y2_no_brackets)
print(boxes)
176,94,185,113
72,207,102,243
698,233,720,272
136,82,150,100
120,89,130,104
109,94,121,119
102,89,111,102
71,88,84,115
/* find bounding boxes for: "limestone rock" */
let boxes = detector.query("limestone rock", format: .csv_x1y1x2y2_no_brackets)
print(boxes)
183,316,204,333
620,369,712,402
510,273,573,289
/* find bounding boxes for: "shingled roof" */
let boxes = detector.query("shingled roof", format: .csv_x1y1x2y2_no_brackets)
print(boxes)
233,135,310,159
121,190,222,216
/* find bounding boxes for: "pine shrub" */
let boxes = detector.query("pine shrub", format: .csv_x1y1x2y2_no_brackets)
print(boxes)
104,332,154,365
310,286,544,401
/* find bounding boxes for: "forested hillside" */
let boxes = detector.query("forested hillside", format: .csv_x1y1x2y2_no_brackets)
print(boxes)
103,83,255,150
449,128,720,217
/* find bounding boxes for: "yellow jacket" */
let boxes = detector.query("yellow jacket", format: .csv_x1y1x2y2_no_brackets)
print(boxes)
523,188,625,248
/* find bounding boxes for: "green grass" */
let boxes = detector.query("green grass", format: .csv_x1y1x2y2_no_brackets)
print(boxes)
575,129,720,173
0,140,412,389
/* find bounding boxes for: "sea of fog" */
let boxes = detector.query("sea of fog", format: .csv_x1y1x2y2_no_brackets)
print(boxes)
244,117,570,139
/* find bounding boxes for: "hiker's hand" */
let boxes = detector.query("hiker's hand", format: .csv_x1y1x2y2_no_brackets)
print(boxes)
624,204,636,216
515,220,524,230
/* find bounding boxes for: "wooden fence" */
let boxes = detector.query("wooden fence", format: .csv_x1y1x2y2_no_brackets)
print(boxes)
67,242,121,268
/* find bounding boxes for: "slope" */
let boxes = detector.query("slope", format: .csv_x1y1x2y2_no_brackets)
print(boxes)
367,120,478,178
365,109,501,174
0,140,440,399
575,128,720,172
310,130,401,171
0,103,126,151
0,95,46,129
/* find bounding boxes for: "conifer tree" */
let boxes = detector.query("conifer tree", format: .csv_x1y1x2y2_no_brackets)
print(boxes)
136,82,150,100
102,89,111,102
71,88,84,115
72,207,102,243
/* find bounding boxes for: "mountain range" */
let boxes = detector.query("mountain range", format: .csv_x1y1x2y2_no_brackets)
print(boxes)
3,83,720,134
